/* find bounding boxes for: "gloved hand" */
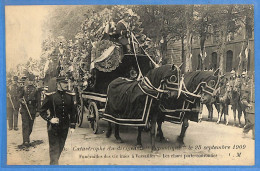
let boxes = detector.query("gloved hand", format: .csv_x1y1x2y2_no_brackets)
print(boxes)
70,128,75,134
36,112,40,117
19,99,25,105
247,104,253,108
50,118,59,124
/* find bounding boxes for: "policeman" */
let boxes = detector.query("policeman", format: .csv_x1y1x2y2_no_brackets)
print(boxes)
7,76,21,131
19,74,41,147
39,76,77,165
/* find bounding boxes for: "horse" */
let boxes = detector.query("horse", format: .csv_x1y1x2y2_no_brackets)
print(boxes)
104,64,180,152
201,96,220,122
216,77,230,125
228,76,245,127
156,69,220,145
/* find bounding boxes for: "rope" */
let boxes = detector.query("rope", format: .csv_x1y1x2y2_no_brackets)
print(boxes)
177,75,219,98
131,32,143,81
142,77,168,93
131,32,159,68
180,78,202,98
177,76,184,98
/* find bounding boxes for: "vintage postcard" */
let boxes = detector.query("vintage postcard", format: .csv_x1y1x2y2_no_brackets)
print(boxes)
5,4,255,166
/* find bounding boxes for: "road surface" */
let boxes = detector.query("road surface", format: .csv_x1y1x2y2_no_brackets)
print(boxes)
7,105,254,165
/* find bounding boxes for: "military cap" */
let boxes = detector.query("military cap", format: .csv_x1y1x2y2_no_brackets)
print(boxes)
20,76,27,82
13,76,18,81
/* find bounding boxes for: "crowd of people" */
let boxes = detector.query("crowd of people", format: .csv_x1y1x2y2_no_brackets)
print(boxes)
7,73,77,165
200,68,255,140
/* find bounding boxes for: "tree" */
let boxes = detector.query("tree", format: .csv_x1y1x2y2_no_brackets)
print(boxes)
210,5,253,74
132,5,186,64
43,6,105,40
235,5,254,73
193,5,211,70
184,5,194,72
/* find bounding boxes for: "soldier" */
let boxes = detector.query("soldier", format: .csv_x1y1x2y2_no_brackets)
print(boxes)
7,76,21,131
240,71,249,124
39,76,77,165
19,74,41,147
230,69,236,81
242,75,255,140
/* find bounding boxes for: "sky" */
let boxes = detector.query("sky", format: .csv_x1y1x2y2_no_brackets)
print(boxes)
5,6,50,72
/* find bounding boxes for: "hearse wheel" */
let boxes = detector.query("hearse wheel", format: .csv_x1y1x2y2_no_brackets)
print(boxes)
76,95,84,127
88,101,99,134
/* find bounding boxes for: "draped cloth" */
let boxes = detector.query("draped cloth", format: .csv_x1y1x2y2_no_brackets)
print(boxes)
184,71,216,93
103,77,153,126
162,71,217,124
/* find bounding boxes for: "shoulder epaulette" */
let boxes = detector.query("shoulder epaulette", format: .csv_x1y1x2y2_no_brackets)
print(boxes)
45,92,55,96
66,91,76,96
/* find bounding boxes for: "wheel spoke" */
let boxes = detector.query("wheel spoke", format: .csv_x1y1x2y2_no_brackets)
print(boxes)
87,102,99,134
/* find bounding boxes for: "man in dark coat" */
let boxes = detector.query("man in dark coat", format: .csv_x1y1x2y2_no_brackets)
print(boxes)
19,74,41,147
7,76,21,131
39,76,77,165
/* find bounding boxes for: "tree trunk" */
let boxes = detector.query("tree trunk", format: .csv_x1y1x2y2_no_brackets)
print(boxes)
181,36,185,63
199,7,209,71
218,7,233,75
184,5,194,72
243,15,251,73
200,36,206,71
218,28,227,74
199,17,207,71
160,36,168,64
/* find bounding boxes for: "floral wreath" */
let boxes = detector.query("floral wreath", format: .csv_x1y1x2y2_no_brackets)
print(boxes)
91,40,122,72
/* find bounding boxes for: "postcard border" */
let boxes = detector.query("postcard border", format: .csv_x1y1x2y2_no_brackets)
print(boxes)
0,0,259,170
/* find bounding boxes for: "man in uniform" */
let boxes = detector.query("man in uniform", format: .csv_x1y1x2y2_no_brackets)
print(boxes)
240,71,249,124
242,74,255,140
19,74,41,147
39,76,77,165
7,76,21,131
230,69,236,81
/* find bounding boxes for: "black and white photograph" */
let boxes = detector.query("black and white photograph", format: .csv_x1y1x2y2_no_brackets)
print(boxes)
5,5,255,165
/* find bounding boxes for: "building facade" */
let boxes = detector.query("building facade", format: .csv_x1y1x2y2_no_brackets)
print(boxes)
167,29,254,75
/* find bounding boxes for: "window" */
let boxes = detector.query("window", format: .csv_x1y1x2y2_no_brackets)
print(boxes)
226,50,233,72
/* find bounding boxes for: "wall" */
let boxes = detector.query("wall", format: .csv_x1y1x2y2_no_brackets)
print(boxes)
167,38,254,74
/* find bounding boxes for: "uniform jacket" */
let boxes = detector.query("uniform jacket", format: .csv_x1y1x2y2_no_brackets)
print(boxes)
241,82,254,114
39,90,77,129
19,84,41,114
7,83,22,109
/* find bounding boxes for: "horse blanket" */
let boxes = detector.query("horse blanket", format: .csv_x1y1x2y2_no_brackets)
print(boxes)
162,71,217,124
103,77,153,126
